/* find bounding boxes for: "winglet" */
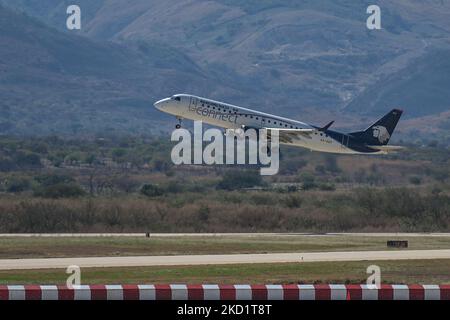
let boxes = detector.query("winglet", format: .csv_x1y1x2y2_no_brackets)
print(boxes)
319,121,334,131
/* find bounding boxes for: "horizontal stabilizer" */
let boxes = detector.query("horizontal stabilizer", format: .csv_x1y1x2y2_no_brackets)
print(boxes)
368,145,405,153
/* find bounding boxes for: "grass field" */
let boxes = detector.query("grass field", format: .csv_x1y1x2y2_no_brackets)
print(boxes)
1,235,450,259
0,259,449,285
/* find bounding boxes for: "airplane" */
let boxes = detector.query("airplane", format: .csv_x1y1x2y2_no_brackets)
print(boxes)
154,94,403,155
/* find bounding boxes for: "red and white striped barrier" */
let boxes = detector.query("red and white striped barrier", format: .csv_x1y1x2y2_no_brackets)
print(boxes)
0,284,449,300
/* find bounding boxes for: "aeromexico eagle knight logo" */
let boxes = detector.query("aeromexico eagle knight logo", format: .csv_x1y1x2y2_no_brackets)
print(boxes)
372,125,390,143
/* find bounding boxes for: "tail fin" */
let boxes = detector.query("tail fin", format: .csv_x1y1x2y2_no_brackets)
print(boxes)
350,109,403,145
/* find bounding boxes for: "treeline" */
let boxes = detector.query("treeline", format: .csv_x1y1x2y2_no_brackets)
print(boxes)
0,136,173,172
0,188,448,233
1,135,449,198
0,136,449,233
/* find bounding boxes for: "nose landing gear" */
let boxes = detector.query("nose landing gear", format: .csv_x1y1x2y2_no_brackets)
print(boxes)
175,117,182,129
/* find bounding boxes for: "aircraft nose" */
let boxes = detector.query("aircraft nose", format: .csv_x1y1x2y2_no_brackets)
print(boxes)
153,98,170,111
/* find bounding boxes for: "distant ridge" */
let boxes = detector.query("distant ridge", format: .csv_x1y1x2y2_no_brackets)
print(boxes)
0,1,449,138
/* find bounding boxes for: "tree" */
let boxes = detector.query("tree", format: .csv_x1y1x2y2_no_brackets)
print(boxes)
14,152,41,168
0,157,15,172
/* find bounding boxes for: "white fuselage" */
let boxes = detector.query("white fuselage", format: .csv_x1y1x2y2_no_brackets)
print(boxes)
154,94,370,154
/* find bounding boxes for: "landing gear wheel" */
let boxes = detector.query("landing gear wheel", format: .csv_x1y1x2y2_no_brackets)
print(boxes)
175,117,182,129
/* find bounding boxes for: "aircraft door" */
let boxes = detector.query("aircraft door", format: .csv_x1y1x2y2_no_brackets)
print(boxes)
189,96,197,109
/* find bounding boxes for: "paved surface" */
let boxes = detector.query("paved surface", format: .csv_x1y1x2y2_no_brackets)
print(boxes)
1,249,450,270
1,233,450,237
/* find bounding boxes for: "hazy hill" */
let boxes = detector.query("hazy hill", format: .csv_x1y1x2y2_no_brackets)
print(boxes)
346,47,450,116
1,1,450,139
0,4,227,135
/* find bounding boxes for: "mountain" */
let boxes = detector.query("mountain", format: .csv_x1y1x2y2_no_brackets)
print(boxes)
346,47,450,117
1,1,450,138
0,4,228,135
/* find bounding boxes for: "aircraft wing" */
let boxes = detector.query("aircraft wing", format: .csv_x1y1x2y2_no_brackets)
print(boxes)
265,128,314,143
367,145,405,153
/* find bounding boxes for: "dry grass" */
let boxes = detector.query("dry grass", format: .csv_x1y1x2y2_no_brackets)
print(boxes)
1,259,449,285
1,235,450,259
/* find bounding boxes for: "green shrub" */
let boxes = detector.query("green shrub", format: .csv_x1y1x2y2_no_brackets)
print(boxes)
140,183,164,197
302,180,317,190
34,183,86,198
319,183,336,191
299,174,317,190
34,174,74,186
315,165,326,174
217,170,264,190
279,158,307,174
284,195,302,208
6,177,31,193
409,176,422,185
112,148,127,158
165,181,184,193
198,205,210,222
429,168,449,182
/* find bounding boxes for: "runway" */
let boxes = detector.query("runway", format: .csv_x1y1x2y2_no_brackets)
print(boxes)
1,249,450,270
1,232,450,237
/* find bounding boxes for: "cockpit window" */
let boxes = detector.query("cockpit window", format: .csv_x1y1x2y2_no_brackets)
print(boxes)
172,96,181,101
